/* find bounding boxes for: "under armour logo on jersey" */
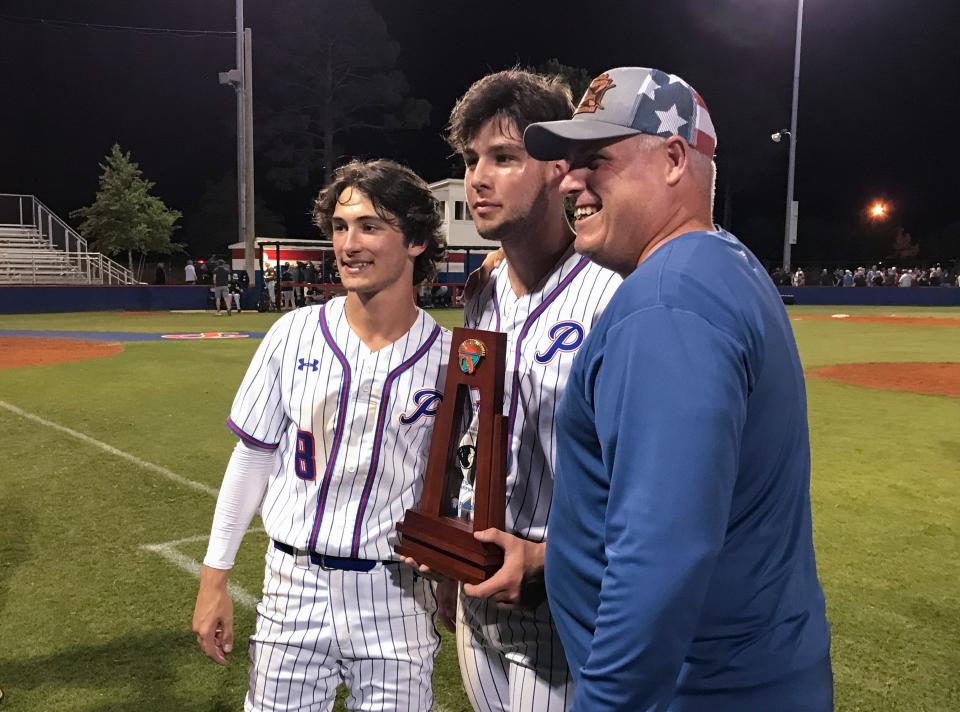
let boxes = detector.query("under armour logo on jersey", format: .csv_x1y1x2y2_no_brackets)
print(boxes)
534,321,585,364
399,389,443,424
297,358,319,372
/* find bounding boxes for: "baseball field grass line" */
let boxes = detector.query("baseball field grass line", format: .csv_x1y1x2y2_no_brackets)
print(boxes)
0,397,220,497
141,529,267,611
141,542,260,610
146,529,265,549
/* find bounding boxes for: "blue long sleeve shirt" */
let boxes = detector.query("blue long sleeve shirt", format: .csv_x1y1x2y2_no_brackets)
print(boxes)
548,229,831,711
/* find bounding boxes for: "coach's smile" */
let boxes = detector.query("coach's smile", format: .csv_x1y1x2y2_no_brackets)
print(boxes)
573,204,601,222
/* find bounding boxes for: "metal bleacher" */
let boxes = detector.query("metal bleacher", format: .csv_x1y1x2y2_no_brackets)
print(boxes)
0,194,137,285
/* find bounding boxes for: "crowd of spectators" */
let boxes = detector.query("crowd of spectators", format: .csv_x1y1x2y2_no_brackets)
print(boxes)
193,256,462,312
261,259,341,310
771,264,959,288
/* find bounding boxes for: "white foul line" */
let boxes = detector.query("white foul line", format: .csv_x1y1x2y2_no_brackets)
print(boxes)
0,399,253,602
0,398,220,497
142,535,261,611
142,542,260,610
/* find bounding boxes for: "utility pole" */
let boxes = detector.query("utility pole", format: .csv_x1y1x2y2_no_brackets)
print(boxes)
243,27,255,285
219,0,256,284
782,0,804,272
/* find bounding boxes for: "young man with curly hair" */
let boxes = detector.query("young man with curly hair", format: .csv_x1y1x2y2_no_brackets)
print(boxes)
193,159,451,712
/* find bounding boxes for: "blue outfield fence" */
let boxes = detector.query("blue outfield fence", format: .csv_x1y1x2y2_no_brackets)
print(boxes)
777,286,960,306
0,285,253,313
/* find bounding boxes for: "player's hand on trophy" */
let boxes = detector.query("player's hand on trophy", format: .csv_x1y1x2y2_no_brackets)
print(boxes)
463,248,505,302
435,578,458,632
192,565,235,666
399,555,448,582
462,529,546,609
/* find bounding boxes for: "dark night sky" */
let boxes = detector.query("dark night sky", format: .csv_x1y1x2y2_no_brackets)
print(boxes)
1,0,958,264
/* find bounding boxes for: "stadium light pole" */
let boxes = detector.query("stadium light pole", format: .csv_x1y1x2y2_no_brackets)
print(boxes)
218,0,256,284
781,0,804,272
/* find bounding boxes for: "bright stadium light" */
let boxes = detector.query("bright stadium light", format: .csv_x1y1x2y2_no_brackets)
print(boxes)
868,201,889,220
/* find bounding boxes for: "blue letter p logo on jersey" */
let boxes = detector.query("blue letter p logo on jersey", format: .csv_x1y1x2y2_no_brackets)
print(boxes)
534,321,585,364
400,389,443,425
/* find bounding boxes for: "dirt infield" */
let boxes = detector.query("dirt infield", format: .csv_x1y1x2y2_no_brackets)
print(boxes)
792,315,960,326
807,362,960,397
0,336,123,370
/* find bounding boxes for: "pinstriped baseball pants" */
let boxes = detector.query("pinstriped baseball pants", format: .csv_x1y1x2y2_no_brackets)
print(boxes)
245,546,440,711
456,589,574,712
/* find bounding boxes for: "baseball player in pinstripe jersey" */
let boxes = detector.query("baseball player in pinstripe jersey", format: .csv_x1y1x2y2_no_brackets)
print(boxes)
192,159,451,712
406,70,622,712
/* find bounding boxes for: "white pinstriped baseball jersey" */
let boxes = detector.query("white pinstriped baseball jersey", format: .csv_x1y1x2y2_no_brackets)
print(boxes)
227,297,451,560
461,251,622,541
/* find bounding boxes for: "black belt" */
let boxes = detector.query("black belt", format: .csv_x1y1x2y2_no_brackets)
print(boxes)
272,540,394,572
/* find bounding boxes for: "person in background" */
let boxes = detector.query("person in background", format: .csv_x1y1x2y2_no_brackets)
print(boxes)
213,260,232,315
263,264,277,309
290,261,303,306
154,262,166,285
185,259,197,285
279,263,295,310
228,272,243,313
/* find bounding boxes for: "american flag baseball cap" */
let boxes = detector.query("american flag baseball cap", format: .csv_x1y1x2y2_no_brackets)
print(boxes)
524,67,717,160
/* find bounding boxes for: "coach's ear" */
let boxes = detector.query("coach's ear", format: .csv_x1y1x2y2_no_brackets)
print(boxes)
664,136,690,187
407,241,427,258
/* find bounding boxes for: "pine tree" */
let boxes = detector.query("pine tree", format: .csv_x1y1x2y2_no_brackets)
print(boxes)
535,59,594,104
71,144,183,276
260,0,431,188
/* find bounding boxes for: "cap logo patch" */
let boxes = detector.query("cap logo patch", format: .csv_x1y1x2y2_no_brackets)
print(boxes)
575,73,616,115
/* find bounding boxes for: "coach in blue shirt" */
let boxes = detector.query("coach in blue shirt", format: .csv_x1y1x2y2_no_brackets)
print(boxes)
523,67,832,711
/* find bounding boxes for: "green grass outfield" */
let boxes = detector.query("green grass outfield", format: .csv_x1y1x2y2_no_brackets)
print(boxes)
0,306,957,711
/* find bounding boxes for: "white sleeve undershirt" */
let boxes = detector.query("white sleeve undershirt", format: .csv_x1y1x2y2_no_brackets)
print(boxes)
202,440,275,570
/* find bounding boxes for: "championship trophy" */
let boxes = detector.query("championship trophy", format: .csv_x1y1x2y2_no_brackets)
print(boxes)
395,327,508,584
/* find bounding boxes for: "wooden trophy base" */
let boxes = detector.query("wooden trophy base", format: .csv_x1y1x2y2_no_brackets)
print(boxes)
396,509,503,585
